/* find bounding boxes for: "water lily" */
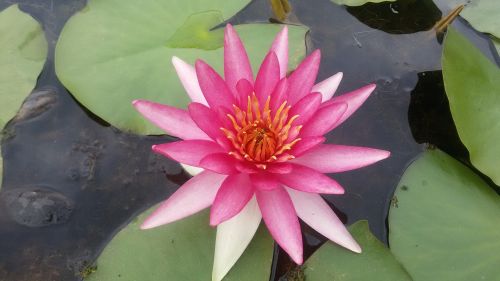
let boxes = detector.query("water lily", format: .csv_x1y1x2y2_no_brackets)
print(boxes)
133,24,390,281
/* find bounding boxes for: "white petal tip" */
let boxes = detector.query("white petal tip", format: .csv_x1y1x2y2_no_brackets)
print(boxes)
181,163,204,176
381,150,391,160
291,254,304,265
171,56,181,64
212,271,225,281
350,244,362,254
139,221,155,230
172,56,191,69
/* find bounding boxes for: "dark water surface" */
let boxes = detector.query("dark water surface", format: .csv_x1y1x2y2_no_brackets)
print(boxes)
0,0,498,280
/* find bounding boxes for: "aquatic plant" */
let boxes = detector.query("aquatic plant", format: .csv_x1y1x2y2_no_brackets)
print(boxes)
133,24,389,281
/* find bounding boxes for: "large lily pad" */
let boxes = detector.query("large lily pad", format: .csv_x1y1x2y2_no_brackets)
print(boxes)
444,0,500,38
55,0,308,135
331,0,396,6
389,149,500,281
0,4,47,128
85,208,273,281
442,27,500,185
0,155,2,191
304,221,412,281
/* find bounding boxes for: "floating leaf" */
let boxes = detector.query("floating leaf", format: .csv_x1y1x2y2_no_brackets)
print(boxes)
165,11,224,50
55,0,308,135
0,4,47,128
389,149,500,281
0,155,2,191
85,208,273,281
442,27,500,184
304,221,412,281
331,0,396,6
444,0,500,38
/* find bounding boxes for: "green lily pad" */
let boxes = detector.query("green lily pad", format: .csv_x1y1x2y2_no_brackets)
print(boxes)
0,4,47,128
55,0,308,135
165,11,224,50
442,27,500,185
389,149,500,281
85,208,273,281
331,0,395,6
445,0,500,38
0,155,3,191
304,221,412,281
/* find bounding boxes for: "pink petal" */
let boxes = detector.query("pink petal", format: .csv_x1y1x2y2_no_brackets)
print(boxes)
275,164,344,194
195,60,236,109
270,78,288,113
199,153,239,175
210,173,254,225
300,102,348,137
171,56,208,105
215,136,233,152
322,84,376,126
188,102,223,140
286,188,361,253
255,52,280,105
287,50,321,105
152,140,223,166
312,72,343,102
270,26,288,78
290,136,325,156
251,173,280,190
224,24,254,94
267,163,293,174
291,144,390,173
289,93,322,125
235,161,260,174
141,171,227,229
215,106,234,129
256,187,303,264
236,79,254,106
132,100,209,140
286,125,301,143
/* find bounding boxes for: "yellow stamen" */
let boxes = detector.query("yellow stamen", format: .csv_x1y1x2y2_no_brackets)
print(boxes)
220,93,302,168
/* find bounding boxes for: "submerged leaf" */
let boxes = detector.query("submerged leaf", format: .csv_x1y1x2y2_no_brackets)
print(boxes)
442,27,500,185
331,0,396,6
55,0,307,135
304,220,412,281
493,36,500,54
85,208,273,281
0,4,47,128
389,149,500,281
270,0,291,21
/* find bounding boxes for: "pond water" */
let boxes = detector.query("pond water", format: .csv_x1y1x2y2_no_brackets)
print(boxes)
0,0,498,280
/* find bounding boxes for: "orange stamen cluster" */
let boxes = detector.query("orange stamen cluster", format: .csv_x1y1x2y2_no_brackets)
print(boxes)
221,94,302,168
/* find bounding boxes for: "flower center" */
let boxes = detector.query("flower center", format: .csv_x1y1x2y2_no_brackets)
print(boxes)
221,94,302,167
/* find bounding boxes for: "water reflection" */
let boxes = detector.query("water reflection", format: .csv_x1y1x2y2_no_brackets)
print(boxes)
0,0,497,280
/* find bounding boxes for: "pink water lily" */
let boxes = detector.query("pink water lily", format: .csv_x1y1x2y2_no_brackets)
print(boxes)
133,24,390,281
